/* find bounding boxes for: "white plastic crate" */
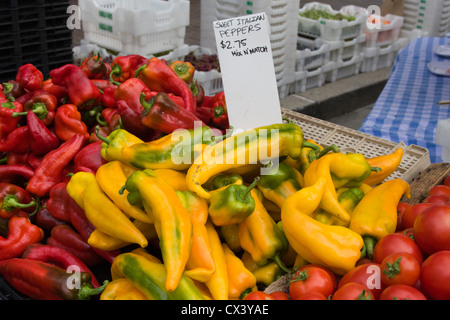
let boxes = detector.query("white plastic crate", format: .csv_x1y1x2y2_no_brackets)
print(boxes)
298,2,367,41
365,14,404,48
292,63,331,93
326,33,366,62
402,0,450,37
326,53,363,83
79,0,189,56
360,42,395,73
295,42,330,72
436,118,450,162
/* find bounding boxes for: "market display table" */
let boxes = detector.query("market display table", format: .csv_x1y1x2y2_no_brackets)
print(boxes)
359,36,450,164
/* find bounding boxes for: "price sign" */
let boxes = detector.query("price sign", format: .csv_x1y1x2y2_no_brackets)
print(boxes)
213,12,282,134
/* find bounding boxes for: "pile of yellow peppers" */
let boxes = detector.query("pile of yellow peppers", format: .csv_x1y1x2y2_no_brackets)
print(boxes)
65,122,408,300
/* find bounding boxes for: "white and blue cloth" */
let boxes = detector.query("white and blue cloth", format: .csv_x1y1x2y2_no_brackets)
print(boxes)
359,37,450,164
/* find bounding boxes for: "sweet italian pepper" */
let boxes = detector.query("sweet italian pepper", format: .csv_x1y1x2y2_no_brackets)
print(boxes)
0,96,23,140
121,169,192,291
12,91,58,126
111,252,204,300
169,60,195,84
363,148,403,186
0,183,37,219
109,54,148,84
281,177,364,275
349,178,411,258
96,127,143,163
26,110,60,155
66,171,148,248
100,278,147,300
177,190,215,283
223,243,257,300
0,216,44,260
54,104,90,141
187,123,318,200
80,53,108,79
16,63,43,92
136,57,197,113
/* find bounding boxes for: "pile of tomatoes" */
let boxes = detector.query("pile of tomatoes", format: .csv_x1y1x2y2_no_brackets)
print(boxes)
243,175,450,300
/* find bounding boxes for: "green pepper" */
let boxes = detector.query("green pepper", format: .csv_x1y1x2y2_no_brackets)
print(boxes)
256,162,304,209
209,174,244,190
95,127,144,162
208,178,259,226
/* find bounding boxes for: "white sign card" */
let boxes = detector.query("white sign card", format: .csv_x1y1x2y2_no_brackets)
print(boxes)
213,12,283,133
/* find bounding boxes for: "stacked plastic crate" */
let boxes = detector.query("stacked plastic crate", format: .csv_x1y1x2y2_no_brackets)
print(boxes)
360,13,405,73
402,0,450,38
78,0,190,59
0,0,73,82
294,3,367,93
198,0,300,98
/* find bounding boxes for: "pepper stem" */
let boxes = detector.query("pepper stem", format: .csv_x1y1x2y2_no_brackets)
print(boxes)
363,236,377,260
109,65,122,86
78,280,109,300
302,141,322,153
94,125,111,145
134,64,147,78
96,113,107,127
140,92,154,114
1,194,36,212
371,166,382,172
0,155,7,164
316,145,341,158
12,103,48,120
273,254,292,274
242,177,260,198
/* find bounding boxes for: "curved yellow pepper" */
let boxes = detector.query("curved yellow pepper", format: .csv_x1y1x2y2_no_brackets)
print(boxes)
363,148,403,186
205,220,228,300
100,278,147,300
281,176,364,275
66,172,148,248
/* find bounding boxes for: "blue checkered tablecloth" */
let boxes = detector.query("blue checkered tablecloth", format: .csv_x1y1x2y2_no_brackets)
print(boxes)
359,37,450,164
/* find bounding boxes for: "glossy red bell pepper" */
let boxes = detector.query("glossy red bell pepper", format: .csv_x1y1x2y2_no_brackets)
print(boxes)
16,63,43,92
50,64,101,110
13,91,58,126
0,164,34,184
35,205,66,232
26,134,87,197
0,216,44,260
0,96,23,140
41,78,68,101
0,126,30,154
0,183,37,219
46,182,72,222
73,141,108,174
91,79,118,108
109,54,148,84
136,57,197,113
54,104,90,141
209,91,229,129
2,80,25,99
80,54,108,79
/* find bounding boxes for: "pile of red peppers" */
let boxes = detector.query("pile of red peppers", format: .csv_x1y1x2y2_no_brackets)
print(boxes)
0,53,229,300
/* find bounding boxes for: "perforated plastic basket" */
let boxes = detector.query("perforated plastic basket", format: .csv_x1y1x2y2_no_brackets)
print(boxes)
281,109,431,183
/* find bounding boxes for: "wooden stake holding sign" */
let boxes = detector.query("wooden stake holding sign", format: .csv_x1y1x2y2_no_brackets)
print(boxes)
213,12,283,133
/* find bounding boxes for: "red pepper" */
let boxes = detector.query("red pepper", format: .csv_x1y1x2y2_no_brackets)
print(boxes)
54,104,90,141
46,182,72,222
0,164,34,183
0,183,37,219
0,84,4,100
16,63,43,92
0,258,107,300
46,224,104,267
26,134,87,197
73,141,108,174
2,80,25,99
101,107,121,129
136,57,197,113
190,79,205,106
80,54,107,79
19,91,58,126
0,216,44,260
35,205,66,231
209,91,229,129
41,78,68,101
0,96,23,140
114,78,158,140
169,60,195,83
6,152,29,166
26,153,42,170
22,243,101,288
50,64,101,110
0,126,30,154
140,91,206,134
92,79,118,108
109,54,148,84
26,110,60,156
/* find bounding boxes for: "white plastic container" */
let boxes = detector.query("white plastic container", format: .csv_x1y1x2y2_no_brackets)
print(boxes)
295,42,330,72
298,2,367,41
79,0,189,56
326,53,363,82
360,42,395,73
435,118,450,162
365,14,404,48
292,63,332,93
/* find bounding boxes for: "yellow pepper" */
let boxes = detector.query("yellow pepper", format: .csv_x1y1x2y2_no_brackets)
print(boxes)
204,220,228,300
220,224,241,252
153,169,188,191
187,123,315,200
66,172,148,247
96,161,153,224
121,169,193,292
241,252,285,288
363,148,403,186
96,128,144,162
299,139,323,174
100,278,147,300
281,176,364,275
223,244,257,300
177,190,215,283
349,179,411,258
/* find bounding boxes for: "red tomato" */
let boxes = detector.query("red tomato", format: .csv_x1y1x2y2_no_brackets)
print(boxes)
269,291,290,300
401,202,433,229
444,175,450,187
424,194,449,205
373,233,423,265
338,263,385,300
356,258,374,266
289,265,336,300
380,284,427,300
420,250,450,300
396,202,410,231
332,283,374,300
242,291,274,300
380,252,421,287
413,204,450,255
396,227,414,239
428,184,450,198
297,292,328,300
